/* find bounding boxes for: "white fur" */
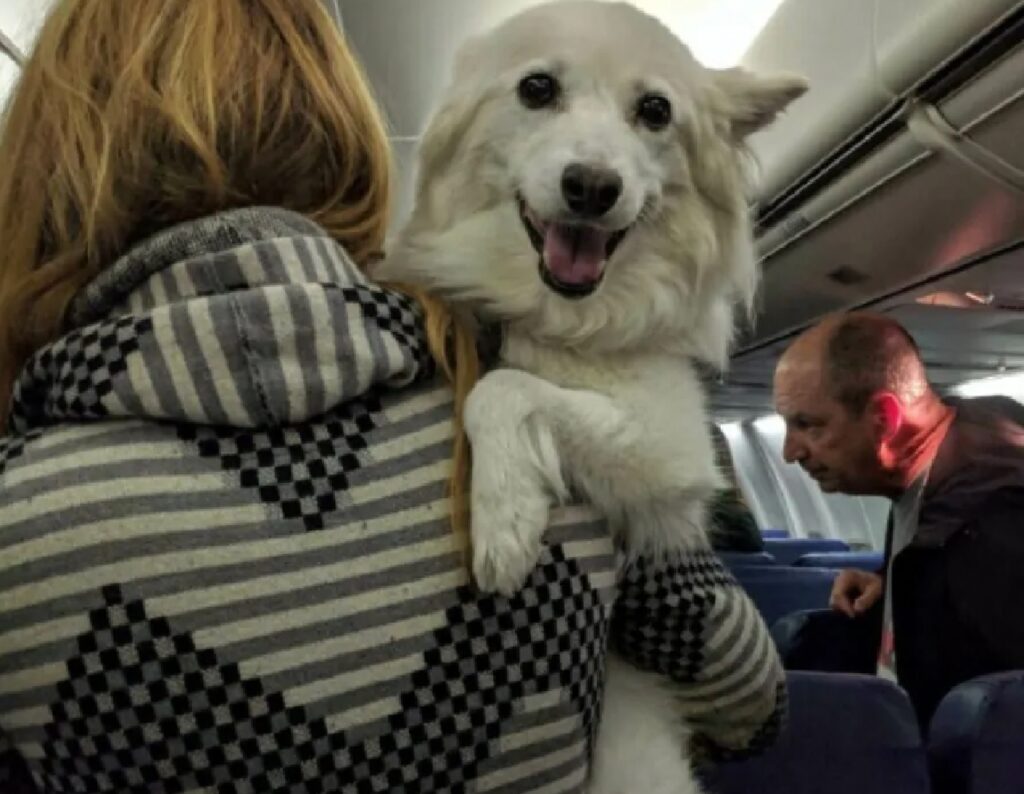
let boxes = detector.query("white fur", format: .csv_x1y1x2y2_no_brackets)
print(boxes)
376,2,805,790
591,656,705,794
463,348,720,594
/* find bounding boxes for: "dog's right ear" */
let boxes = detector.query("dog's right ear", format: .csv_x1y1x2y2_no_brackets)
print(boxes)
414,40,487,201
415,92,479,194
710,68,808,140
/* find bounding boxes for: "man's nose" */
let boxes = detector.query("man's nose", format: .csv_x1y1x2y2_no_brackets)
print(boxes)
782,432,805,464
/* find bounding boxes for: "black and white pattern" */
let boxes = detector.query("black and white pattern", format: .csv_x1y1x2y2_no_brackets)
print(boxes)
43,583,290,794
392,547,609,784
700,681,789,763
178,394,384,531
0,427,43,477
9,317,153,432
39,549,608,794
333,285,431,374
613,552,786,759
613,551,736,682
0,208,785,794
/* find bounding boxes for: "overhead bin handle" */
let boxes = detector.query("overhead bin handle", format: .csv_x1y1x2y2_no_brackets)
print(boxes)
904,100,1024,193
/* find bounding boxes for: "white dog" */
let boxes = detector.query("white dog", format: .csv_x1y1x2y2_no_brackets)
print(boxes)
377,3,805,791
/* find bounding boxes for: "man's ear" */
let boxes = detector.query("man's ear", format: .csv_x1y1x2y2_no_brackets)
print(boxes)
869,392,903,443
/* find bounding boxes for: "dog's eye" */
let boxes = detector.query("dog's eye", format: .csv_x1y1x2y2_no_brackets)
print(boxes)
636,94,672,130
518,73,560,110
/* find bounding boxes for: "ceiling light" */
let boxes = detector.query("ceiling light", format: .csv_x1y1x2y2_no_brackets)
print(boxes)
647,0,786,68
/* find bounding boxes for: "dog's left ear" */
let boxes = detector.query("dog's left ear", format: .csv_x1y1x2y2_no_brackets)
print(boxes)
711,68,808,139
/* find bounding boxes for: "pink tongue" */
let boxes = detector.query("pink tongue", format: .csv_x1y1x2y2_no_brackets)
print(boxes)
542,224,609,285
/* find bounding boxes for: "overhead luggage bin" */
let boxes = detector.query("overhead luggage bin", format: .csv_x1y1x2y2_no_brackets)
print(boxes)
715,0,1024,368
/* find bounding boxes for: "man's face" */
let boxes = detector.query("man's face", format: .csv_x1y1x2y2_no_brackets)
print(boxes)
773,363,882,495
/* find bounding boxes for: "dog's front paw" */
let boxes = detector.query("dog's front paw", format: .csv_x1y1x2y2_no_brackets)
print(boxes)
472,478,550,597
464,369,559,596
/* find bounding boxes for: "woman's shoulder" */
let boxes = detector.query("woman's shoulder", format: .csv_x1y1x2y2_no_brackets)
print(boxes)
0,375,456,516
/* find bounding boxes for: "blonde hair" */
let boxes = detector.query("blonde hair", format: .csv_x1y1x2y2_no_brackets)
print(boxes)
0,0,476,535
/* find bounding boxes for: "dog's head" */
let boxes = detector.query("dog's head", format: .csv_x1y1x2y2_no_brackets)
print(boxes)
380,1,806,364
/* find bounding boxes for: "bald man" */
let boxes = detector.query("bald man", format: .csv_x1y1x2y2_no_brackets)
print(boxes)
773,311,1024,728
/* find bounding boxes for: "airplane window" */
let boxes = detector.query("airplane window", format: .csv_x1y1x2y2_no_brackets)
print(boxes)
722,416,889,549
954,371,1024,402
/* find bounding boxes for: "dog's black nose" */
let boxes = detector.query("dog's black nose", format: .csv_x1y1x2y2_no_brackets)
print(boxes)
561,163,622,218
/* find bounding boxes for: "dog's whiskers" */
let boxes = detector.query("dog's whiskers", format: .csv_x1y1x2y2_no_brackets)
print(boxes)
634,197,659,227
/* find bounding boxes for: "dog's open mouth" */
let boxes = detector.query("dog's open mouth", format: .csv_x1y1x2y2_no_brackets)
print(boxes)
517,196,629,299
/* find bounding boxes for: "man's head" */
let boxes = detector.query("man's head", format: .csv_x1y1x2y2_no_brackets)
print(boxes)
773,312,934,496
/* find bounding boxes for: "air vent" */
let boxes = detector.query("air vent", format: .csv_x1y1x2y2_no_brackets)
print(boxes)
827,265,871,286
993,296,1024,311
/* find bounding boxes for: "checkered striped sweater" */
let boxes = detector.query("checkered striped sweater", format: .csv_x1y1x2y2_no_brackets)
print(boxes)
0,208,784,794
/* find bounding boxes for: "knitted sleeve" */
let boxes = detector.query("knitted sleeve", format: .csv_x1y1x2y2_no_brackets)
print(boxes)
610,549,786,760
0,728,10,785
0,728,35,794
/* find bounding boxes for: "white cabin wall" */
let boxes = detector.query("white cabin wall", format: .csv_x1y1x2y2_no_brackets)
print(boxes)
0,50,17,109
0,0,52,53
0,0,57,108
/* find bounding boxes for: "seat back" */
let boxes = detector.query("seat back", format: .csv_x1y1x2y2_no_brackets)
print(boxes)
733,566,837,627
794,550,884,571
770,608,880,674
928,671,1024,794
763,537,850,565
717,551,777,568
706,672,931,794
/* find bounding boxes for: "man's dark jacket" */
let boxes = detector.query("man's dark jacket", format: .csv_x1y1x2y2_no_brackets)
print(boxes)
887,395,1024,728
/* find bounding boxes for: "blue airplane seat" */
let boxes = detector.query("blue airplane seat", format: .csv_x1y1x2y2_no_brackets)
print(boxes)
707,672,930,794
